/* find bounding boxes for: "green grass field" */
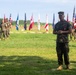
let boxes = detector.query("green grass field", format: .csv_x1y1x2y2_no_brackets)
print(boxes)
0,32,76,75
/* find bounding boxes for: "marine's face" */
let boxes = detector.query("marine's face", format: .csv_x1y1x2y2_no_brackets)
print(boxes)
59,15,64,20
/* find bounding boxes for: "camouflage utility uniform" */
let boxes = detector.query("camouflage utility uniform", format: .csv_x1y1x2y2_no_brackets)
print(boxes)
54,20,72,66
0,23,2,39
6,22,10,37
1,23,7,38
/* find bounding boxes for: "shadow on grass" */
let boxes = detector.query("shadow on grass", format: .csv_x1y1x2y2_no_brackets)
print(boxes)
0,56,76,75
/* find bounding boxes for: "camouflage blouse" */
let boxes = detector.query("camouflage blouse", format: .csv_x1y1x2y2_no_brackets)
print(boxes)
54,20,72,43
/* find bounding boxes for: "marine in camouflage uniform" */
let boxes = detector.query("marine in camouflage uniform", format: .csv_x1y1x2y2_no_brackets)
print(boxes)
53,11,72,70
70,19,76,40
73,19,76,40
4,18,11,38
0,23,2,39
1,19,7,39
6,21,10,37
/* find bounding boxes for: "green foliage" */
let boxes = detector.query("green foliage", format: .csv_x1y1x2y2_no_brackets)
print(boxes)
0,33,76,75
12,20,51,26
12,20,30,26
0,18,51,26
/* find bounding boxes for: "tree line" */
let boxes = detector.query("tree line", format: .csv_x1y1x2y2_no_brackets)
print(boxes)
0,18,51,26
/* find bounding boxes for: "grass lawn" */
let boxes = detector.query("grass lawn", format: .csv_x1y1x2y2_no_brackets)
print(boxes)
0,32,76,75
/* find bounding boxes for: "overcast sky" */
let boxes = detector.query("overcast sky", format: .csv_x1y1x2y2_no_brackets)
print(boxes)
0,0,76,23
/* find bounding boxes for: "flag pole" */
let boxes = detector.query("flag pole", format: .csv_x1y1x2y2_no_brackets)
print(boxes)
24,13,27,30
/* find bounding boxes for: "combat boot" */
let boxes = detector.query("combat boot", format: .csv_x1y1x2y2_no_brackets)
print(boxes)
57,65,63,70
65,65,70,70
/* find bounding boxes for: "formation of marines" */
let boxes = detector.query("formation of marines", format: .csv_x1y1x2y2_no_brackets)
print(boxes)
0,18,11,40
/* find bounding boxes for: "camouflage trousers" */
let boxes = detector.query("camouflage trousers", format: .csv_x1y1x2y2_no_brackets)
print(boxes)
56,42,70,65
0,28,2,38
2,30,7,38
6,29,10,37
0,31,2,39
